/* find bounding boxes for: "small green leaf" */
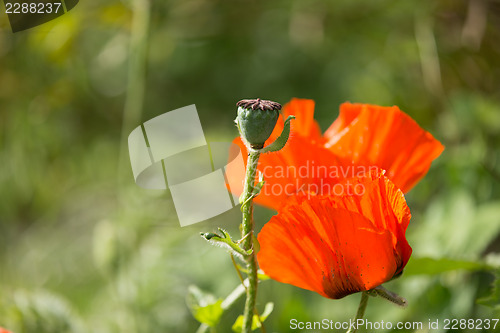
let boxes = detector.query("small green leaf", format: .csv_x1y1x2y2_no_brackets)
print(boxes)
252,179,265,198
192,300,224,327
253,235,260,254
260,302,274,318
232,302,274,332
260,115,295,153
240,178,266,211
187,286,224,327
257,270,271,281
404,257,493,276
231,315,244,331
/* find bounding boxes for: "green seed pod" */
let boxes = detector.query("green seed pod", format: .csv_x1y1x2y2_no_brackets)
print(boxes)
236,98,281,149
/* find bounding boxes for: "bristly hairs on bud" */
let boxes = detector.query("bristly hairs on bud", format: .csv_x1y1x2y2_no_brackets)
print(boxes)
236,98,282,112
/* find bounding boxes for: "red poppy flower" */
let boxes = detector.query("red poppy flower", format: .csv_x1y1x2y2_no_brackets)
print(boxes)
256,170,412,299
226,99,444,210
323,103,444,193
0,328,13,333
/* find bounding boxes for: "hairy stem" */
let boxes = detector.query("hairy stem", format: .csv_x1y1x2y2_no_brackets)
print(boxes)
241,151,261,333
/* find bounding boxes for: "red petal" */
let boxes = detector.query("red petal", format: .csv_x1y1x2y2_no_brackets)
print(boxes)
224,137,248,202
323,103,444,193
327,170,412,273
257,172,412,298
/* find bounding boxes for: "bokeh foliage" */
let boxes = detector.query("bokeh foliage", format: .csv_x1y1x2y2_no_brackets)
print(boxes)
0,0,499,332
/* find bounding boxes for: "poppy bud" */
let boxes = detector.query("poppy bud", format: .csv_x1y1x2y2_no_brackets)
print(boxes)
236,98,281,149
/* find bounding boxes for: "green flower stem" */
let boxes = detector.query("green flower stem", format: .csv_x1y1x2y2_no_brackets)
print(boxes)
241,150,261,333
346,292,369,333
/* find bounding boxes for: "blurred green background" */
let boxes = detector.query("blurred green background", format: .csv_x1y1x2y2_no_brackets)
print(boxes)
1,0,499,332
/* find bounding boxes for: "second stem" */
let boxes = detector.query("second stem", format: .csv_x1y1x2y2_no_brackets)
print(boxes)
346,292,369,333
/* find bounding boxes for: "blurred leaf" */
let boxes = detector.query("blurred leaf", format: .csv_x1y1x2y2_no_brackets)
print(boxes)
187,285,218,307
192,300,224,328
7,290,84,333
405,257,493,276
187,286,224,327
478,267,500,310
411,191,500,258
232,302,274,332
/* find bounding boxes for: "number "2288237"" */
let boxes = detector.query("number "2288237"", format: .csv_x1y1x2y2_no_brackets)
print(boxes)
5,2,63,14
